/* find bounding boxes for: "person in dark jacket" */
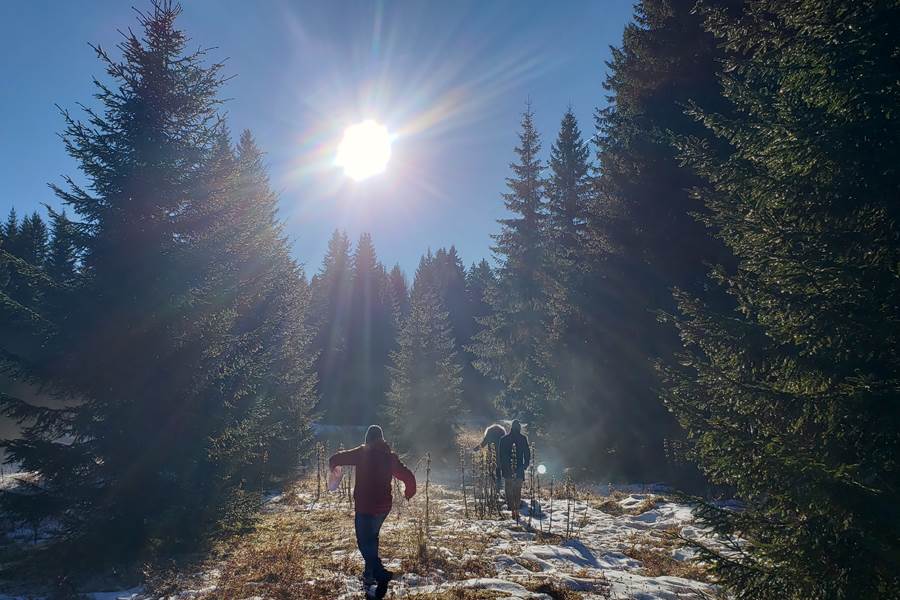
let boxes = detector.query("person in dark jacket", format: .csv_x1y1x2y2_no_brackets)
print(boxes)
473,423,506,488
498,419,530,521
330,425,416,597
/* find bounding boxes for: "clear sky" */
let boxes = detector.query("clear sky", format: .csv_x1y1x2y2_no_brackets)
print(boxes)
0,0,634,275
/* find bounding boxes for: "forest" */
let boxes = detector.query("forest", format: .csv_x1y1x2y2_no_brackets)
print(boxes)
0,1,898,599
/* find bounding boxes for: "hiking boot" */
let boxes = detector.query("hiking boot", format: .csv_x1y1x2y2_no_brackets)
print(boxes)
377,568,394,584
375,570,393,598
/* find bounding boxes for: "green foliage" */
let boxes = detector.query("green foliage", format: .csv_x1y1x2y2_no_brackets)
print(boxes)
536,0,734,478
308,230,396,424
308,229,354,421
470,105,556,426
665,0,900,596
387,252,463,456
0,2,316,561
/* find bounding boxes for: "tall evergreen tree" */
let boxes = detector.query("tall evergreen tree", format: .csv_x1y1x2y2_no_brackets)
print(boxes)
546,108,590,269
387,263,410,321
2,208,18,246
470,105,555,425
11,212,49,268
346,233,392,424
205,129,317,480
308,229,353,422
543,109,594,439
558,0,736,477
0,3,315,558
387,254,462,457
665,1,900,597
45,209,78,284
431,246,470,350
0,211,50,309
464,259,499,414
465,260,494,325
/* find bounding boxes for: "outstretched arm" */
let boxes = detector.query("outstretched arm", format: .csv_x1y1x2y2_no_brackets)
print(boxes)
392,455,417,499
329,446,362,469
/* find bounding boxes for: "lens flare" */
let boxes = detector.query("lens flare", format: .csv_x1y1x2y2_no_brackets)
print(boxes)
537,464,547,475
334,120,392,181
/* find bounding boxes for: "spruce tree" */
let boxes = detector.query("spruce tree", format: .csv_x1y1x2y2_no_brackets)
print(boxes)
665,1,900,596
546,108,590,270
203,129,317,484
431,246,470,348
308,229,353,422
2,208,18,246
464,259,499,414
15,213,49,268
0,211,49,310
0,3,315,558
45,209,78,284
387,263,410,321
346,233,392,424
387,254,463,457
558,0,735,478
543,109,594,439
470,105,555,425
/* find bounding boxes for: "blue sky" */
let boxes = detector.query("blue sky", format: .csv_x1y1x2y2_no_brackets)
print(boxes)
0,0,634,275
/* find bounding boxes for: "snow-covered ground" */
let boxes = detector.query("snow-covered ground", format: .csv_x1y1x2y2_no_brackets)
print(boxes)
1,475,723,599
370,486,719,600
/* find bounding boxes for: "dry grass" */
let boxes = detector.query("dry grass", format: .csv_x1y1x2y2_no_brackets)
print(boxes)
146,475,499,598
592,495,625,516
523,578,583,600
403,590,507,600
591,491,666,517
145,472,703,599
523,575,612,600
391,510,495,580
189,498,358,599
628,495,664,515
622,528,712,582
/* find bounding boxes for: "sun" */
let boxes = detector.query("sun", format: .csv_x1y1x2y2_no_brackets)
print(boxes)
334,120,392,181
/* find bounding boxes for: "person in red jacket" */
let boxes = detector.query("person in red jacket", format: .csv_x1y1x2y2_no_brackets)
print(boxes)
329,425,416,595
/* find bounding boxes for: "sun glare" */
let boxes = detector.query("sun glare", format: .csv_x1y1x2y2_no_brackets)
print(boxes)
335,120,392,181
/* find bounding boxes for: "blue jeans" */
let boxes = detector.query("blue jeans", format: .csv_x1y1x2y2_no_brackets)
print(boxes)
355,512,388,582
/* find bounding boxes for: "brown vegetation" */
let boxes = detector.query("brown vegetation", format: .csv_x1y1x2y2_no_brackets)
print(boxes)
622,528,712,582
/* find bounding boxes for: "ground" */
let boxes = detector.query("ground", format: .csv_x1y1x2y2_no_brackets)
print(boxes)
2,472,723,600
0,427,728,600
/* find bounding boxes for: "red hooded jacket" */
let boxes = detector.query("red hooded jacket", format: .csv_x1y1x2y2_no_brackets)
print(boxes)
329,440,416,515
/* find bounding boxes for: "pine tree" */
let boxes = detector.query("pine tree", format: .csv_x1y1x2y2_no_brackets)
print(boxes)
309,229,353,422
470,104,555,425
546,108,590,270
464,259,500,414
543,109,595,441
45,209,78,284
0,211,50,309
387,254,463,457
431,246,470,348
664,1,900,597
0,208,53,351
465,260,494,323
0,3,314,558
16,213,49,268
218,130,317,480
2,208,17,244
387,263,410,321
555,0,736,478
346,233,392,424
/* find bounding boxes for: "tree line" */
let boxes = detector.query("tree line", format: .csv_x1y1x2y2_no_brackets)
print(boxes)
1,0,897,597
